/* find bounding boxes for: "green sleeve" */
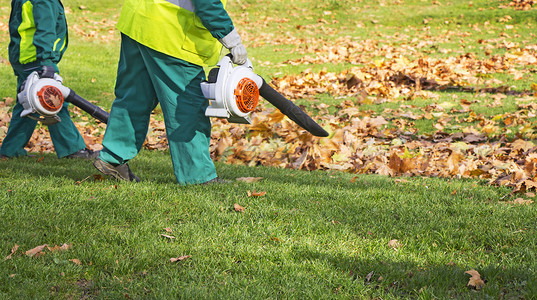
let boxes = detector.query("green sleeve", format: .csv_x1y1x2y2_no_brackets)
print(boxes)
193,0,235,39
30,0,63,67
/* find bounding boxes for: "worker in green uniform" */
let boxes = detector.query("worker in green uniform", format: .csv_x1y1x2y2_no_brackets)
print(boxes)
1,0,98,159
94,0,247,184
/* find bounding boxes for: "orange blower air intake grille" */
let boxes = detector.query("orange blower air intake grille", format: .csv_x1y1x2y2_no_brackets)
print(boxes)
37,85,64,112
234,78,259,113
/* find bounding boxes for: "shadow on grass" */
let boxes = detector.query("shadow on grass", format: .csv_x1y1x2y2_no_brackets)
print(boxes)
285,249,537,298
390,71,535,97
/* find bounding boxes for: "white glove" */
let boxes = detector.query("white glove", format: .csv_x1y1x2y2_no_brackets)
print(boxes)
219,29,247,65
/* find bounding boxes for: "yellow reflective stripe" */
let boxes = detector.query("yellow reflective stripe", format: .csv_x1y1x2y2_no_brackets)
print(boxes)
53,37,67,52
18,1,37,64
59,37,67,52
53,38,60,51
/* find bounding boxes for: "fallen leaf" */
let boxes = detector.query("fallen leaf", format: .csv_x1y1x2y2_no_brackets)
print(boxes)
164,227,173,233
465,269,485,289
236,177,264,183
160,234,176,240
47,243,71,252
365,271,374,283
25,244,48,257
388,239,401,249
234,203,246,212
170,255,191,262
247,190,266,197
69,259,82,265
4,244,19,260
511,198,534,205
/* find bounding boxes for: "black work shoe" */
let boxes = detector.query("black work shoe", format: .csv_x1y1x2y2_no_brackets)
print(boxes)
66,148,100,159
202,177,231,185
93,158,140,182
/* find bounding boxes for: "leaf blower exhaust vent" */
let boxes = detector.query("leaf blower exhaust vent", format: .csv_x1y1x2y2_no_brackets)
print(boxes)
235,78,259,113
37,85,64,112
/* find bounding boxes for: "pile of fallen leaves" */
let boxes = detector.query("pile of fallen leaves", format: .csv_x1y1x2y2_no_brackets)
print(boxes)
2,26,537,194
503,0,536,10
2,47,537,193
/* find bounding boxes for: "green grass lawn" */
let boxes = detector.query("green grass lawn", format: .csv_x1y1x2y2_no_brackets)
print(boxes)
1,0,537,298
1,151,535,298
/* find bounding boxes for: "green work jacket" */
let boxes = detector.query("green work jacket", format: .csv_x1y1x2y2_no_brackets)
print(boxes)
117,0,234,67
8,0,67,75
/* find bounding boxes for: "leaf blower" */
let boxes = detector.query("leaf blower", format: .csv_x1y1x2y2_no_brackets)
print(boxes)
17,71,110,124
202,55,329,137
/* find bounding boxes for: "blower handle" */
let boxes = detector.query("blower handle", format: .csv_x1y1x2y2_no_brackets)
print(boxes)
66,90,110,124
259,78,328,137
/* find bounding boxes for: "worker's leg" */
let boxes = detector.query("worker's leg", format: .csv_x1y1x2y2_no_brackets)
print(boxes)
0,102,37,157
99,34,158,165
139,45,217,185
48,102,87,158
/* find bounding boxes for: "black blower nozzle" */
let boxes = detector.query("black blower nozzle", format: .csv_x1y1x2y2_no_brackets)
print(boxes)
66,90,109,124
259,78,328,137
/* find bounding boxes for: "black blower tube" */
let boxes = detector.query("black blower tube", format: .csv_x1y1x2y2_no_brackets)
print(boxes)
66,89,110,124
259,78,328,137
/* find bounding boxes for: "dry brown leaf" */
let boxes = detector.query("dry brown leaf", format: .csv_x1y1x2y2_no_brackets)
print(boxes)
4,244,19,261
25,244,48,257
247,190,266,197
511,198,534,205
236,177,264,183
160,234,176,240
234,203,246,212
170,255,191,262
69,259,82,265
365,271,374,283
388,239,401,249
465,269,485,289
92,174,105,181
47,243,71,252
164,227,173,233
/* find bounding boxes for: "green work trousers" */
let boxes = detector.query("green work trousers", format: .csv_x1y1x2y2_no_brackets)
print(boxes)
0,69,86,158
99,34,217,185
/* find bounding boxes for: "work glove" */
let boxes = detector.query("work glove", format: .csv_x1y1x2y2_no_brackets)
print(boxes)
38,65,56,78
219,29,247,65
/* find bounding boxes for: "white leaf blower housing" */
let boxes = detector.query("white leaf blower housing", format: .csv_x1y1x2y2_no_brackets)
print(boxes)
202,56,263,124
18,71,71,121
